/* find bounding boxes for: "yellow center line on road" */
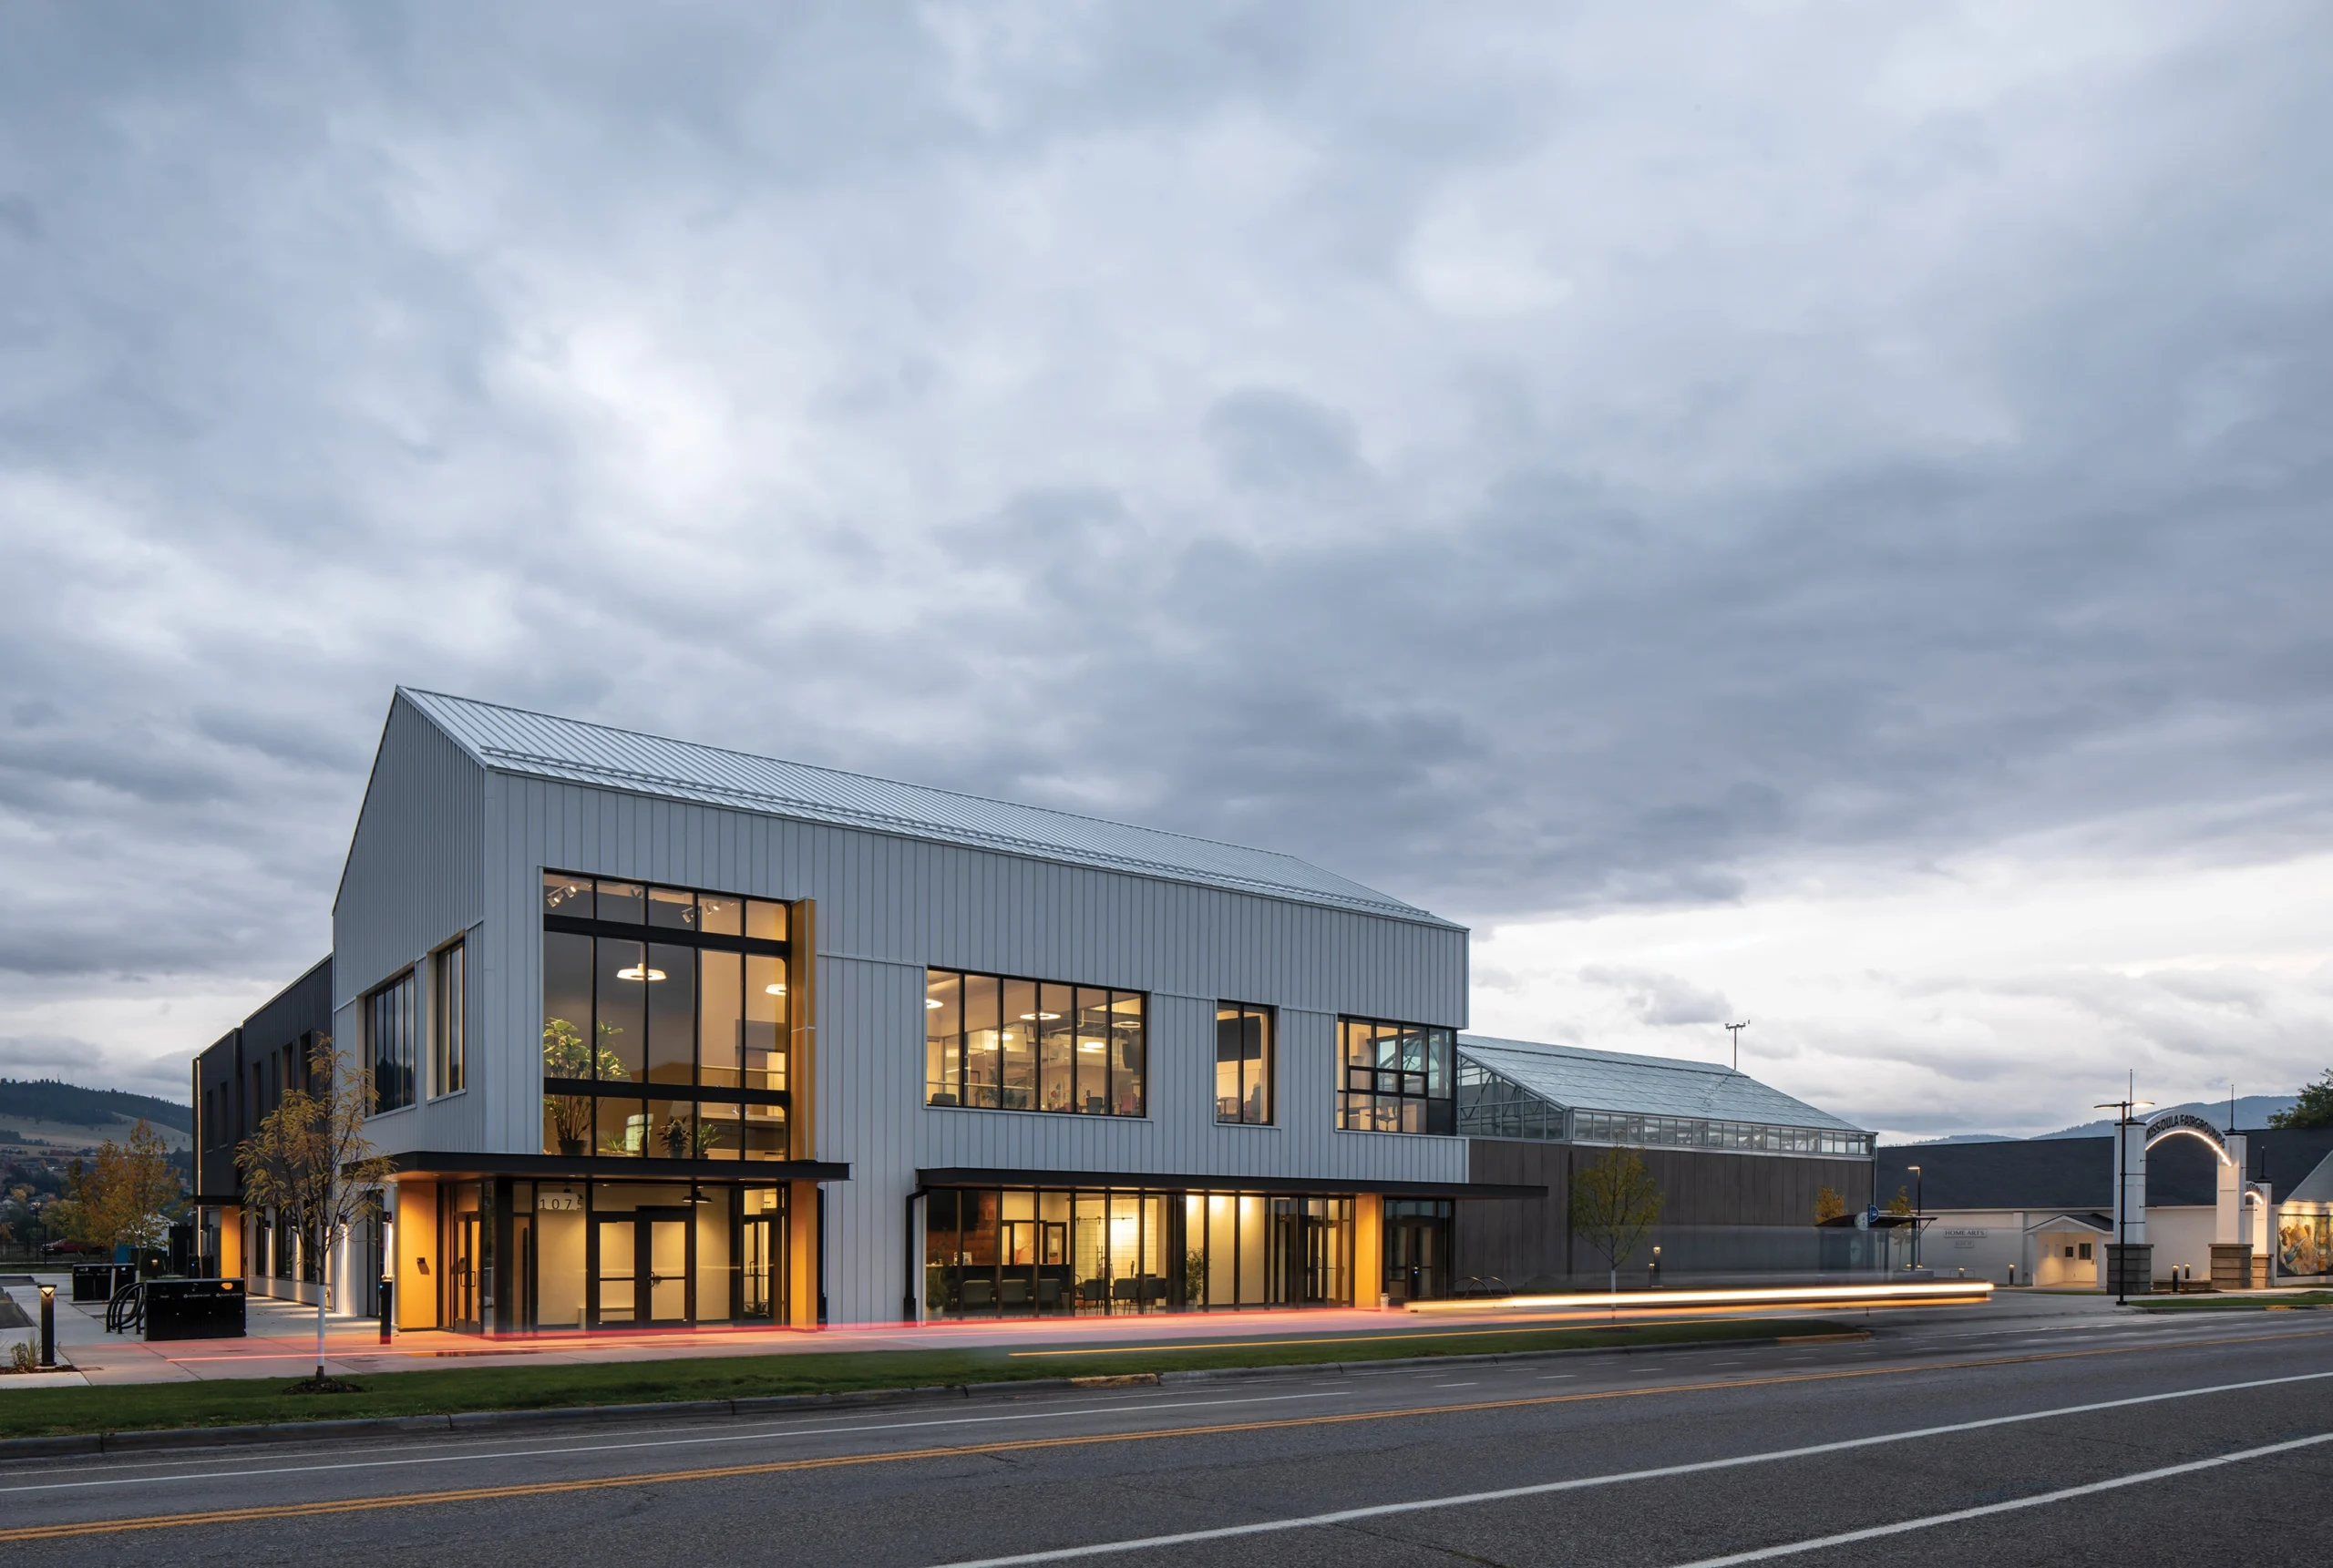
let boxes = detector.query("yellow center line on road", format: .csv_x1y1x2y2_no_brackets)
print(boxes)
5,1324,2327,1545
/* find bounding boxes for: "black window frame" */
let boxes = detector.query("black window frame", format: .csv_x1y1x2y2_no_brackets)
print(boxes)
1335,1016,1455,1136
1214,1002,1275,1126
366,970,418,1114
539,869,794,1163
433,938,467,1098
924,968,1147,1118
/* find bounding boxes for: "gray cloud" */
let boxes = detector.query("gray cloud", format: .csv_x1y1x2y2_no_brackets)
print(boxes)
1578,967,1736,1030
4,3,2331,1116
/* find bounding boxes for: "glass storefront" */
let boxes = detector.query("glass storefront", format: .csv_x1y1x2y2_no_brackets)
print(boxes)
925,1186,1351,1317
437,1177,786,1332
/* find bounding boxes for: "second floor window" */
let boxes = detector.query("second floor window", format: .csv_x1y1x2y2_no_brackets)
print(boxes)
1215,1004,1273,1124
1337,1017,1454,1135
367,971,418,1113
433,940,467,1096
926,968,1146,1116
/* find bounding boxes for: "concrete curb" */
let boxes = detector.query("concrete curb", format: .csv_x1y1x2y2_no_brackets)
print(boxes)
0,1328,1870,1460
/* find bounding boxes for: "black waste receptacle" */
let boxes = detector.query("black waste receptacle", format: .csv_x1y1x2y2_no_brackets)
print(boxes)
142,1278,246,1341
71,1263,127,1303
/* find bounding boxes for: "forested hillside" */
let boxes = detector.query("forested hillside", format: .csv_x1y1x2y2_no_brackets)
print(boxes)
0,1078,191,1132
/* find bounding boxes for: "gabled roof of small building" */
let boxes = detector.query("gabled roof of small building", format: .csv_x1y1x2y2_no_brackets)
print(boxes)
398,688,1452,925
2283,1149,2333,1204
1456,1035,1866,1132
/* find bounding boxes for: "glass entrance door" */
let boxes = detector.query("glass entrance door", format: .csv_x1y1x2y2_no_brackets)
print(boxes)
1383,1201,1452,1303
647,1214,689,1322
451,1214,484,1332
594,1210,694,1327
596,1216,638,1325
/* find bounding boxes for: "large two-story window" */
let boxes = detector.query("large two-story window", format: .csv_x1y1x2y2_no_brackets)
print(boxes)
925,969,1146,1116
1215,1004,1273,1124
367,971,418,1113
1337,1017,1454,1134
540,870,792,1161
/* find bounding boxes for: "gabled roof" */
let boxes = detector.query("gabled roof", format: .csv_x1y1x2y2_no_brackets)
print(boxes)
2025,1212,2114,1234
1456,1035,1865,1132
397,689,1452,926
2284,1149,2333,1204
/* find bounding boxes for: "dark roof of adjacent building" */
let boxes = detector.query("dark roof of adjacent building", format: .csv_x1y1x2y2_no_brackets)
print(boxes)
1879,1126,2333,1211
399,688,1452,926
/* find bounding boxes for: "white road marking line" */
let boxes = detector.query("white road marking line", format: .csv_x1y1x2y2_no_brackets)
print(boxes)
918,1367,2333,1568
0,1390,1351,1495
1433,1382,1478,1389
1670,1430,2333,1565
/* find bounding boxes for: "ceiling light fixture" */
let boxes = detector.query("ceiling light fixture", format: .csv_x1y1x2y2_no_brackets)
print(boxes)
926,998,943,1009
1019,1012,1062,1021
766,983,786,996
616,965,667,982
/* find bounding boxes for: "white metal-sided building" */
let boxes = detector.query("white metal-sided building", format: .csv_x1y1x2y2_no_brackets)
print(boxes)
198,688,1544,1332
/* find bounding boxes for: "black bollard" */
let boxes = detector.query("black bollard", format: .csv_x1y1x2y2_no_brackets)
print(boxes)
379,1276,394,1343
38,1283,55,1368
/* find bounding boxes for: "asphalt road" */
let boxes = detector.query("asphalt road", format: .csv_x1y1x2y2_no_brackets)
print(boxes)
4,1304,2329,1567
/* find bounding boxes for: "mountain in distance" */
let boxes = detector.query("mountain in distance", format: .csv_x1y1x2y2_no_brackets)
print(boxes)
1901,1132,2020,1145
0,1078,191,1133
2036,1095,2298,1141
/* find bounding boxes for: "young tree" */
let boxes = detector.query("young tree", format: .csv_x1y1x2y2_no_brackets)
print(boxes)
2269,1070,2333,1130
1813,1185,1846,1225
237,1038,394,1387
61,1121,180,1255
1570,1146,1664,1293
1885,1185,1913,1215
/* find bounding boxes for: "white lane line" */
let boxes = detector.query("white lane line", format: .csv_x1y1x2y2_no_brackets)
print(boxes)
1433,1383,1478,1389
1671,1430,2333,1565
919,1367,2333,1568
0,1390,1351,1495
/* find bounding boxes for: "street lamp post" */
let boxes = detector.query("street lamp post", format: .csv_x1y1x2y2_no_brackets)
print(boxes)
1907,1165,1923,1271
2095,1091,2155,1307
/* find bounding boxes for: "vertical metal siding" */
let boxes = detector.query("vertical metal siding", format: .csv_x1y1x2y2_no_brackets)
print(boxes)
332,695,486,1159
362,704,1467,1323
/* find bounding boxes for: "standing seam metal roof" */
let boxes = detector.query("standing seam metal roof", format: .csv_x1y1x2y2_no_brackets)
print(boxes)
1457,1035,1867,1132
398,689,1452,925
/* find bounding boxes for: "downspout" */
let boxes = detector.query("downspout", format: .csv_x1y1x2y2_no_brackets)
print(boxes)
903,1185,929,1324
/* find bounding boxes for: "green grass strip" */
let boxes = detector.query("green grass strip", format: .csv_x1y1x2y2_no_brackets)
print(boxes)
2133,1290,2333,1314
0,1316,1841,1440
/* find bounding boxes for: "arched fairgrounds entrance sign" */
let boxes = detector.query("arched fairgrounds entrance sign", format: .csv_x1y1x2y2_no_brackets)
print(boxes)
2106,1107,2261,1293
2144,1111,2233,1164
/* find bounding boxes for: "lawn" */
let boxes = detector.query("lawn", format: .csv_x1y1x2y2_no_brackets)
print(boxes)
2132,1290,2333,1313
0,1316,1845,1440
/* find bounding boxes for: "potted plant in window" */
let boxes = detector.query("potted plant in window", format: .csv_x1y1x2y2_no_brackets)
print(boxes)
542,1018,630,1155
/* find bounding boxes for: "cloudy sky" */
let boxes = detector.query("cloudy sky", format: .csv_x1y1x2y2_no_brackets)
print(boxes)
5,3,2330,1139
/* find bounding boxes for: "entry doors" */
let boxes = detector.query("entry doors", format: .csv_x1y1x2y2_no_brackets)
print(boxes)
596,1208,692,1326
450,1214,484,1333
1383,1208,1450,1303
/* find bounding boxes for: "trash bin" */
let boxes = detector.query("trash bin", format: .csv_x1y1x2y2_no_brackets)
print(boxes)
71,1263,128,1303
142,1278,246,1341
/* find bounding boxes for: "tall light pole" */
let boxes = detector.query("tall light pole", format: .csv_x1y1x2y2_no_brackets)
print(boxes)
1907,1164,1923,1271
2095,1090,2154,1306
1725,1020,1749,1071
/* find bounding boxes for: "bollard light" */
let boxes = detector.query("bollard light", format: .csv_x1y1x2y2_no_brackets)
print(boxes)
37,1283,56,1368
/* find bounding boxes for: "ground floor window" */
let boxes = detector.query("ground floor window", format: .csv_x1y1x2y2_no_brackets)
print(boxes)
430,1178,786,1332
924,1186,1351,1317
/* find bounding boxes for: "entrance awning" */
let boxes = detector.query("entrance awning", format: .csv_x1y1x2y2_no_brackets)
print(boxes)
916,1166,1545,1199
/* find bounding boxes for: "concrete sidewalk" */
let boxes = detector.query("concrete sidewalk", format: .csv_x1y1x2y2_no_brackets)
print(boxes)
0,1273,2113,1387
